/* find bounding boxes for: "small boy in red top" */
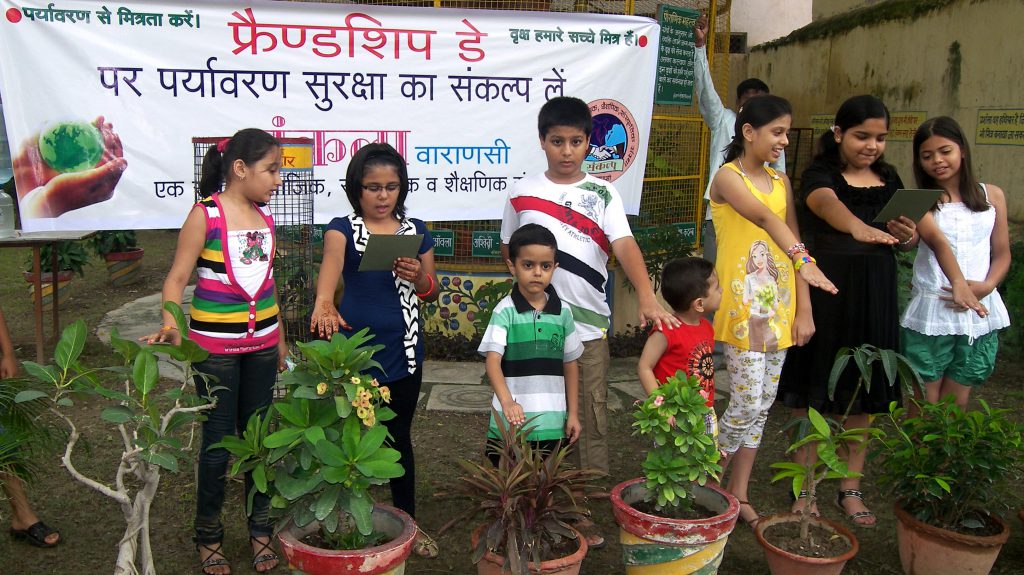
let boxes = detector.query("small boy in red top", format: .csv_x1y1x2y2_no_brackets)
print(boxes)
637,257,723,437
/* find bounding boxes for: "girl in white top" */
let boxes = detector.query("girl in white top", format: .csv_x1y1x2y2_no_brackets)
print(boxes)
901,116,1011,408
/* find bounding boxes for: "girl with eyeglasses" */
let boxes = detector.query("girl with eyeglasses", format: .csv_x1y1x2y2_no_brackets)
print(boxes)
310,143,440,558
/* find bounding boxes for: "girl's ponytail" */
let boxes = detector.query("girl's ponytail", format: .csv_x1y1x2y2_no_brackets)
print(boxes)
199,145,224,197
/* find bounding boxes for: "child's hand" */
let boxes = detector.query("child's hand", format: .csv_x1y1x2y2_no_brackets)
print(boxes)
792,310,816,346
942,282,988,317
1,355,18,379
885,216,917,246
140,327,181,346
797,262,838,294
565,415,582,444
501,399,525,426
851,223,898,245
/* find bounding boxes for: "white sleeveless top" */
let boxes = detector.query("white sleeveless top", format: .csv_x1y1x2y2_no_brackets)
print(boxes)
900,184,1010,338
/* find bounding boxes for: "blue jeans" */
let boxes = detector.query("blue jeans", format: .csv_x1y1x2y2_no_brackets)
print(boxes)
193,346,277,543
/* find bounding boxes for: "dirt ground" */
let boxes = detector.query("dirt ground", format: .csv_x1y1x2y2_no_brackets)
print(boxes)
1,230,1022,574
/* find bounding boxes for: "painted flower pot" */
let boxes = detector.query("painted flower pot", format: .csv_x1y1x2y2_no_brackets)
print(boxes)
753,513,858,575
611,478,739,574
894,503,1009,575
277,504,416,575
102,247,144,286
471,523,587,575
23,270,73,311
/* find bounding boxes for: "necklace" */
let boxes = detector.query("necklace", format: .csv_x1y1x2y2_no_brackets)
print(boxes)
734,157,773,193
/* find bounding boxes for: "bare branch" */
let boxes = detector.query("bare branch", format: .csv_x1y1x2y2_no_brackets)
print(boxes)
51,408,131,506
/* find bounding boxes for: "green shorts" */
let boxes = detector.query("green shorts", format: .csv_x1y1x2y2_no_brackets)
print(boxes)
901,328,999,386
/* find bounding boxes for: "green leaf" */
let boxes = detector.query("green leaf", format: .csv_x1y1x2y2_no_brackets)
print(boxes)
55,320,86,371
808,408,831,439
23,362,60,385
355,426,388,460
140,450,179,473
56,397,74,407
132,350,159,397
101,405,134,424
263,427,305,449
314,439,348,467
314,484,341,521
349,492,373,535
253,465,267,493
165,301,189,334
355,460,405,479
827,352,851,400
14,390,48,403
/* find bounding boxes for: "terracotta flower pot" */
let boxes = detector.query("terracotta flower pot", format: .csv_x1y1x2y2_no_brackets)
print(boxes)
102,247,144,286
471,523,587,575
277,504,416,575
611,478,739,574
754,513,859,575
23,270,73,311
894,503,1010,575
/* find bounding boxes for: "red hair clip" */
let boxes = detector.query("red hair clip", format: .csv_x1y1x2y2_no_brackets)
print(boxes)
216,138,230,153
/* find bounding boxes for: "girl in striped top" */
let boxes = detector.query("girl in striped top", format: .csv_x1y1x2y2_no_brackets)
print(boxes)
143,128,285,574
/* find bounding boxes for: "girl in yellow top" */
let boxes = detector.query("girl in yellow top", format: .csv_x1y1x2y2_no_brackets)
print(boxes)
709,95,837,527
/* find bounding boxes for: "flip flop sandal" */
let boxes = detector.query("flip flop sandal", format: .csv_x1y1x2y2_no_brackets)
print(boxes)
250,535,279,572
194,540,231,575
413,529,439,559
738,501,762,529
836,489,877,529
574,519,606,550
10,521,61,548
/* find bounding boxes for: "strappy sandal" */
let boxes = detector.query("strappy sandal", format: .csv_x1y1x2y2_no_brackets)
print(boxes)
250,535,279,572
738,501,762,528
413,528,439,558
194,539,231,575
836,489,876,529
791,489,821,518
10,521,61,548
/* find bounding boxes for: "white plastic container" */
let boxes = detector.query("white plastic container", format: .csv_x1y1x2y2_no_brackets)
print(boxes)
0,192,15,238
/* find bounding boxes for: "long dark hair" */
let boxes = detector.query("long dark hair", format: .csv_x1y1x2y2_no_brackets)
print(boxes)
913,116,987,212
199,128,280,197
812,94,896,179
344,143,409,219
722,95,792,164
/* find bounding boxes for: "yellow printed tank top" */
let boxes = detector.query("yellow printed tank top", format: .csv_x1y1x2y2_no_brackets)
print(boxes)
709,162,795,352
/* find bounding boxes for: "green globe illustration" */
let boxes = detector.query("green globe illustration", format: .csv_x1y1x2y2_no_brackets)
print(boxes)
37,121,104,173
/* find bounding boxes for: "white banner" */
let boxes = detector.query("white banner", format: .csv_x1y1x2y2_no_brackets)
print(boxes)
0,0,659,231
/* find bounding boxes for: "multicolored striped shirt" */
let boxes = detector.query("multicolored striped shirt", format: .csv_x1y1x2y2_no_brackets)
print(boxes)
478,285,584,441
189,194,280,355
501,173,633,341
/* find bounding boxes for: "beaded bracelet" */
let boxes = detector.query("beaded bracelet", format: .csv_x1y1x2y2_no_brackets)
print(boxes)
786,242,807,257
794,255,817,271
415,274,435,299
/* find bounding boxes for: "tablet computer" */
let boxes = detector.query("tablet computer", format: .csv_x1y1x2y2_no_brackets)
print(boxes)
872,189,944,223
358,234,423,272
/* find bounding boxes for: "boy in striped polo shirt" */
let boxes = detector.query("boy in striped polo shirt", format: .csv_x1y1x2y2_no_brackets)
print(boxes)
479,224,584,462
500,97,679,481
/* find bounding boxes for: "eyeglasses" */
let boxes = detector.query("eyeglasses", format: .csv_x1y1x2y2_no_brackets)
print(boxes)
362,183,401,194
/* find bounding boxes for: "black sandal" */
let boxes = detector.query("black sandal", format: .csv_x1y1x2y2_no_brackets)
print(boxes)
10,521,61,548
836,489,877,529
194,539,231,575
250,535,279,572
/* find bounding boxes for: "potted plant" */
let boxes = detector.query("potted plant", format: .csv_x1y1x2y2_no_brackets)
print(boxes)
874,398,1022,575
610,372,739,574
758,407,881,575
212,329,416,575
23,240,90,310
91,230,144,286
14,303,215,574
440,411,601,575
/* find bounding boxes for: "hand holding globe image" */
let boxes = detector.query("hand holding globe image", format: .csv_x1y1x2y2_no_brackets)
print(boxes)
12,116,127,219
38,121,106,173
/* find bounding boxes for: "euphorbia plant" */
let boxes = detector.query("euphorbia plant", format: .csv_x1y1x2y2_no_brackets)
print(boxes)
213,328,405,547
632,371,720,513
